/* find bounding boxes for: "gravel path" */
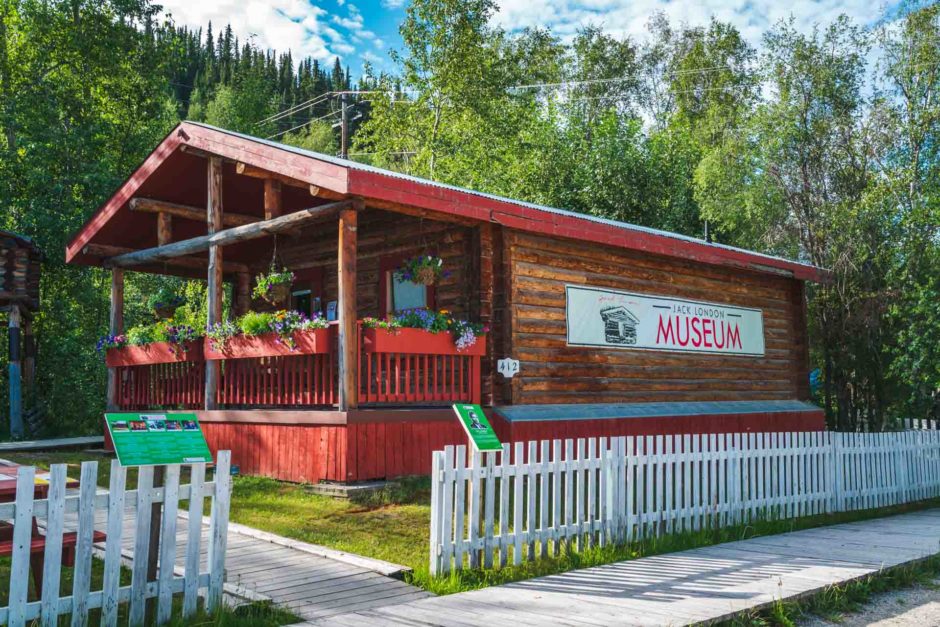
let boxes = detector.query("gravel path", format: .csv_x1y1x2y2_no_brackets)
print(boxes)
800,578,940,626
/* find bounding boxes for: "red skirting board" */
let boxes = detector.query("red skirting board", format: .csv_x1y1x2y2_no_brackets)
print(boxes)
199,419,467,484
197,408,825,484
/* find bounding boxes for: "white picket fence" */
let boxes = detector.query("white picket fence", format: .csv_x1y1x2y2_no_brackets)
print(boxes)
429,431,940,575
1,451,232,627
906,418,940,430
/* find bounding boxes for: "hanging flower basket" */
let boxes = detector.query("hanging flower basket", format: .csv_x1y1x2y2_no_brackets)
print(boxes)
395,255,446,286
147,287,185,320
153,304,179,320
253,267,295,306
266,283,292,306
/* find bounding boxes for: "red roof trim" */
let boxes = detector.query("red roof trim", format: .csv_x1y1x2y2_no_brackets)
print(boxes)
66,126,183,262
67,122,824,282
347,169,823,281
180,123,349,193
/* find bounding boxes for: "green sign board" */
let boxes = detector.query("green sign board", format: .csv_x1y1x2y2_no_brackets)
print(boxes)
452,404,502,452
105,412,213,467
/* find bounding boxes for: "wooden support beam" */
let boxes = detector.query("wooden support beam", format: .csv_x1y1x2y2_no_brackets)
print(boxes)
130,197,256,227
235,272,251,317
206,157,223,410
337,207,358,411
108,199,355,268
236,162,347,200
106,269,124,413
157,212,173,246
83,244,250,274
7,305,22,439
264,179,282,220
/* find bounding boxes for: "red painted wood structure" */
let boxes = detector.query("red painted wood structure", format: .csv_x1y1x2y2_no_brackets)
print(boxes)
67,122,827,484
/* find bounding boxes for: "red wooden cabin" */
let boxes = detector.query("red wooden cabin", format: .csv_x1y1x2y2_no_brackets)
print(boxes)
67,122,826,484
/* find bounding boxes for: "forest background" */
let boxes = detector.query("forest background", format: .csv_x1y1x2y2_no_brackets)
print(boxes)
1,0,938,436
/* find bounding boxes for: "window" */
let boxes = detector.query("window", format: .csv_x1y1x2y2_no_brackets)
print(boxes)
291,268,323,317
380,255,436,316
391,275,427,311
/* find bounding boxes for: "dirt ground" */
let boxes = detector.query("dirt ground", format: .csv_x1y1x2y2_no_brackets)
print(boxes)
800,578,940,626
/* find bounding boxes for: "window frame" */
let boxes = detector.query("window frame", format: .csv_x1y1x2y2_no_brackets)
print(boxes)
379,254,437,317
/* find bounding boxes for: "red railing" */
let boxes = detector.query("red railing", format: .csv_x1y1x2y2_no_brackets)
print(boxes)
115,362,205,410
112,322,483,410
217,353,336,407
358,325,483,405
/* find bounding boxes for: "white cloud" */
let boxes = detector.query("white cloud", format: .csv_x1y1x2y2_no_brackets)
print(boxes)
381,0,407,8
332,14,365,30
492,0,889,45
159,0,343,61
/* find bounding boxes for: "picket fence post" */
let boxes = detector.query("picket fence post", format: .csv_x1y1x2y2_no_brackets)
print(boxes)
428,450,444,576
208,450,232,612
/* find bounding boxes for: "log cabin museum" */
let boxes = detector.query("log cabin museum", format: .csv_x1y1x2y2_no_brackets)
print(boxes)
67,122,826,484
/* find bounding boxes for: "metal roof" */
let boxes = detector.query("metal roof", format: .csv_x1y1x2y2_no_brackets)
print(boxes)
188,121,820,276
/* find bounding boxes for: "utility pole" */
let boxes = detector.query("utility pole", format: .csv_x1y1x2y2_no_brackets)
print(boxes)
340,92,349,159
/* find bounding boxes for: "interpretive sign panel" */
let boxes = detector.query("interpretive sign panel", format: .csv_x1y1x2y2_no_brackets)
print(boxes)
105,412,213,466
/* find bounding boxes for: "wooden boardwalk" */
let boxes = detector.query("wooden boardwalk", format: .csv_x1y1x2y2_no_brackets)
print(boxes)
60,494,431,622
305,508,940,626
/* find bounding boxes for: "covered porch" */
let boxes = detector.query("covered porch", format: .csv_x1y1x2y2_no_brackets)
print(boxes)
68,124,495,418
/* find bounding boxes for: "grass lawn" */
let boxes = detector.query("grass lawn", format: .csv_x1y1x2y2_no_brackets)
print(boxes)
1,450,432,584
6,450,940,598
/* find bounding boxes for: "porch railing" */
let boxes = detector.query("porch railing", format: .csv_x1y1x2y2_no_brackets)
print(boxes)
111,321,482,410
115,361,205,410
217,353,337,407
358,353,481,404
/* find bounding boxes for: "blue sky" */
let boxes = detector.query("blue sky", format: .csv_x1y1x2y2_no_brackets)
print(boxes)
157,0,903,79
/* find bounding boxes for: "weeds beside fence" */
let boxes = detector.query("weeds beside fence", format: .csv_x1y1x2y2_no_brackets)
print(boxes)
429,431,940,576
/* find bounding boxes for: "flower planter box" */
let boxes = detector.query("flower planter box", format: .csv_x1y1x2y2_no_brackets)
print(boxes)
204,328,332,360
106,341,204,367
362,327,486,356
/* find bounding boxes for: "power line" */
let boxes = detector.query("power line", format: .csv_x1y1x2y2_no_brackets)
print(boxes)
266,109,339,140
258,92,333,127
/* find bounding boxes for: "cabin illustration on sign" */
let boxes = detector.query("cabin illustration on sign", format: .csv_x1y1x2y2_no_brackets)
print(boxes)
600,306,639,345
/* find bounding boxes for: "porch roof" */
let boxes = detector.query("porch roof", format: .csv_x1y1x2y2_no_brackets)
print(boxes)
66,121,825,281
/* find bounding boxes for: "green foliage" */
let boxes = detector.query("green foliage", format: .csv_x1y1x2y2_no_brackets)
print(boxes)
237,311,275,336
145,285,185,312
126,323,163,346
252,268,295,301
282,119,338,154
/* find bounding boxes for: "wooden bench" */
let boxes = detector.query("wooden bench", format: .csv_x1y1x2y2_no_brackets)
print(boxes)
0,530,108,596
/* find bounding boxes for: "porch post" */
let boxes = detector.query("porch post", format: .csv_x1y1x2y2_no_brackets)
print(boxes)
234,272,251,317
264,178,282,220
205,156,223,410
337,206,358,410
7,305,23,439
106,268,124,411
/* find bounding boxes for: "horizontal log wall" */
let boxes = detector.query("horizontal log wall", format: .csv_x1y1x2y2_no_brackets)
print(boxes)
276,209,473,319
505,230,811,405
